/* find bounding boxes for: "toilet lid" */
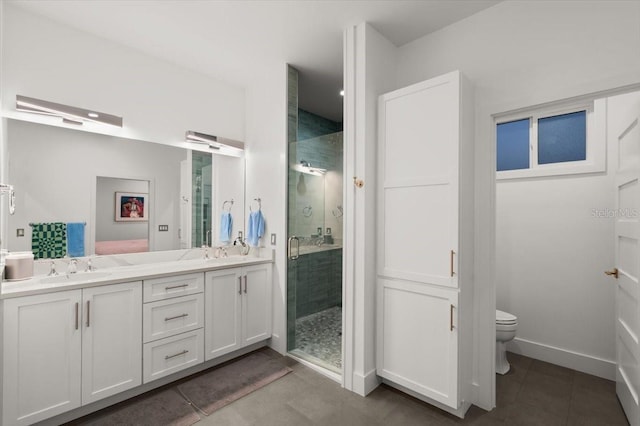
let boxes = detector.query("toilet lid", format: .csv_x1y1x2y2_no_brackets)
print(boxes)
496,309,517,324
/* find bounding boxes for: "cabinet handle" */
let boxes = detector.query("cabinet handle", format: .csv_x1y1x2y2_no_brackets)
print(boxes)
165,350,189,360
238,276,242,294
450,250,455,277
450,304,455,331
165,313,189,322
244,275,247,293
165,284,189,291
75,302,79,330
86,300,91,328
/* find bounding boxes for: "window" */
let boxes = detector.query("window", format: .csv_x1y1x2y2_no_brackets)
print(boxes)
496,101,604,179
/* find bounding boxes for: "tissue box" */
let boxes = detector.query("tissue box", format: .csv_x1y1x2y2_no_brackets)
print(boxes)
5,252,34,281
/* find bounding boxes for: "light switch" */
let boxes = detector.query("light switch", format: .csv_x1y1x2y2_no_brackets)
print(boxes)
158,225,169,232
270,233,276,245
16,228,24,237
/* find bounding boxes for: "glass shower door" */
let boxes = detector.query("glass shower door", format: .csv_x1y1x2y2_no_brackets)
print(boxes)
287,132,344,374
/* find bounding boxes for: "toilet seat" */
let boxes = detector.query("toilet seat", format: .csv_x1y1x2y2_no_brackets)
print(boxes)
496,309,517,325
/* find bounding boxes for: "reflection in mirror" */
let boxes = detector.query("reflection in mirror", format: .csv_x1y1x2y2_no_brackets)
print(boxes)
5,119,186,255
191,151,212,248
4,119,246,256
95,177,149,255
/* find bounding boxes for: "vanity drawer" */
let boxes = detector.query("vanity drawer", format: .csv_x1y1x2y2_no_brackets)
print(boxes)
143,329,204,384
143,293,204,343
143,273,204,302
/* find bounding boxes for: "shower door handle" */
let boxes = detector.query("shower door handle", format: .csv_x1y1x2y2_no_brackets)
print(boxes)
288,236,299,260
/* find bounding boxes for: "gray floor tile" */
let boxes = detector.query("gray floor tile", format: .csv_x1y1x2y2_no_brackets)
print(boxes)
517,370,573,418
503,401,568,426
529,359,576,384
568,386,629,425
69,350,629,426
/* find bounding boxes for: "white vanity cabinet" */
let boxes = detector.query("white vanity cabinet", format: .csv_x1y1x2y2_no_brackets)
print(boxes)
204,264,272,360
2,281,142,426
376,70,473,415
142,273,205,383
82,282,143,404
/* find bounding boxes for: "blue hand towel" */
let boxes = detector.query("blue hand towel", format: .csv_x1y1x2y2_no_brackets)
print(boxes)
67,222,85,257
247,210,265,247
220,212,233,243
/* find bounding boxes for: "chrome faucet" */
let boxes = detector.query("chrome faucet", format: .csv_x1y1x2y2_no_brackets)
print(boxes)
67,258,78,275
214,246,228,258
201,245,210,260
85,257,96,272
47,260,59,276
233,237,250,255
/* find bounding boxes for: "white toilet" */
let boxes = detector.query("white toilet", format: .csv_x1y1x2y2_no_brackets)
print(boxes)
495,309,518,375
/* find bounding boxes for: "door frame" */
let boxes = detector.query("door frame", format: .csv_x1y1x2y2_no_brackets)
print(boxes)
490,82,640,409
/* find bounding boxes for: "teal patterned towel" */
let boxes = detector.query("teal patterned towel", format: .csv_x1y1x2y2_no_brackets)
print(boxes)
31,222,67,260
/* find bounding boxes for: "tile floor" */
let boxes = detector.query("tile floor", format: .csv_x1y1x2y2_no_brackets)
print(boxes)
294,306,342,371
72,350,630,426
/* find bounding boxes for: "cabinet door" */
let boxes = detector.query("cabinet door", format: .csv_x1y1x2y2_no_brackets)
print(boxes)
3,290,82,426
204,268,242,360
242,264,272,346
378,71,461,288
82,281,142,405
377,278,458,408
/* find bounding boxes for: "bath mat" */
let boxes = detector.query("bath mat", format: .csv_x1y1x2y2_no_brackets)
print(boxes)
77,388,200,426
177,350,292,415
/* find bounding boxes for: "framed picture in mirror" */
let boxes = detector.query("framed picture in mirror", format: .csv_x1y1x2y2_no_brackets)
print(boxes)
115,192,148,222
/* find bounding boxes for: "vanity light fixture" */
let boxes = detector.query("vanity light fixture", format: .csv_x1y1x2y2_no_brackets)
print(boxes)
16,95,123,127
185,130,244,157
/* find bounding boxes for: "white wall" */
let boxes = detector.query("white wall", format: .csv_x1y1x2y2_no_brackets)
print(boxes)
342,23,398,395
244,65,288,353
1,4,244,150
6,120,186,254
394,0,640,404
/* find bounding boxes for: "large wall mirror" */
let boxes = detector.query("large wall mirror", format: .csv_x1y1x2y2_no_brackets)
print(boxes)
4,119,245,257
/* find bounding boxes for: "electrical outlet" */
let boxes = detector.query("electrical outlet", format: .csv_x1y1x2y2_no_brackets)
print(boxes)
158,225,169,232
16,228,24,237
270,233,276,245
238,231,243,239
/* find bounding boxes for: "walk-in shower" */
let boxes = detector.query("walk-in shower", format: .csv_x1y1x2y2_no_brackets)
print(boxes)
287,131,343,374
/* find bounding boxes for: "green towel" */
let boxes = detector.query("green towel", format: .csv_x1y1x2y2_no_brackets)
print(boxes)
31,222,67,260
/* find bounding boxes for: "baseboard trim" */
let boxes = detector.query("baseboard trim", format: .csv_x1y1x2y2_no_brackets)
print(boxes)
352,368,381,396
508,337,615,380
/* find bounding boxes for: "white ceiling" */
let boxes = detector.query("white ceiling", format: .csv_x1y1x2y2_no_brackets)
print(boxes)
7,0,500,122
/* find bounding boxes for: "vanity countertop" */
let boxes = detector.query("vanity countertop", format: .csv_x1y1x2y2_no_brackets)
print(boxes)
1,251,272,299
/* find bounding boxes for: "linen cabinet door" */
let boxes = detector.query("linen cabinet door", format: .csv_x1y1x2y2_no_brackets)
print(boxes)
377,278,459,408
82,281,142,405
204,268,243,360
3,290,82,426
378,71,461,288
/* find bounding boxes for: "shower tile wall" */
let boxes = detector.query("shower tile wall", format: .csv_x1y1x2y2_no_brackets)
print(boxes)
297,109,341,141
288,67,298,144
295,132,343,241
287,248,342,344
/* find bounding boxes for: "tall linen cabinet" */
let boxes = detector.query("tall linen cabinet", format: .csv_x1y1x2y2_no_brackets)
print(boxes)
376,70,474,417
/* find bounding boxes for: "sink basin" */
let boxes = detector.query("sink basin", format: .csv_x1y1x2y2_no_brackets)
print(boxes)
40,271,112,285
